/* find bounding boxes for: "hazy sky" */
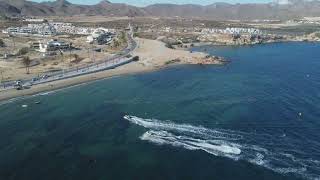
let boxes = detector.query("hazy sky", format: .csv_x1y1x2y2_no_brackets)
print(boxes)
32,0,273,6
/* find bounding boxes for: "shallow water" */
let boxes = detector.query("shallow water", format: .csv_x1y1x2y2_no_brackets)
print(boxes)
0,42,320,180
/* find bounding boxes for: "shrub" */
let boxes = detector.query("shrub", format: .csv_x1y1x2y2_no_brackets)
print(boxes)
132,56,139,61
165,43,175,49
22,56,31,74
17,47,29,56
165,59,181,65
70,54,83,64
0,39,5,47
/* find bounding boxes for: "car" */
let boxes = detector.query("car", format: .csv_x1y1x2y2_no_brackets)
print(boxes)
14,80,23,90
41,75,49,80
32,77,40,82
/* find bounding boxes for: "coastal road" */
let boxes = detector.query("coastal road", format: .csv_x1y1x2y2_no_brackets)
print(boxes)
0,29,137,91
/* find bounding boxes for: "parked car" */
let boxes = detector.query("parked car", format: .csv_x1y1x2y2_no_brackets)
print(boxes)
14,80,23,90
32,77,40,82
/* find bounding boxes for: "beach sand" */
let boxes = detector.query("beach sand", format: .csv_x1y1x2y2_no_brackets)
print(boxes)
0,38,223,102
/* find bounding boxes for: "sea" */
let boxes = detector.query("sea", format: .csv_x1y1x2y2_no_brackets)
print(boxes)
0,42,319,180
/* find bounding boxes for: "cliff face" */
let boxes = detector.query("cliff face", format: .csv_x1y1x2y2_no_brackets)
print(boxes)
1,0,320,20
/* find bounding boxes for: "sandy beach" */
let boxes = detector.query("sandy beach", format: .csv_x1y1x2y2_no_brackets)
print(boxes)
0,38,224,102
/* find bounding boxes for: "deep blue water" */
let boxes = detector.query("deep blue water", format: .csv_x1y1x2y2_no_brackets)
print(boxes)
0,42,320,180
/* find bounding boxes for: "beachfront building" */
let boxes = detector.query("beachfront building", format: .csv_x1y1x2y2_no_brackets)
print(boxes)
3,24,56,36
27,23,56,36
86,28,115,45
31,39,71,53
24,18,45,23
3,27,33,34
2,22,114,36
201,27,261,35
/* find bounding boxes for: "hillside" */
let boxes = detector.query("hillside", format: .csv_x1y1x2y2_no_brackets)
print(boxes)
0,0,320,20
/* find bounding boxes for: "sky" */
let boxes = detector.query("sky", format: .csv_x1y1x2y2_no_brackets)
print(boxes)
32,0,273,6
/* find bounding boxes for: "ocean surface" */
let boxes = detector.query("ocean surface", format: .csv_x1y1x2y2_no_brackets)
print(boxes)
0,42,320,180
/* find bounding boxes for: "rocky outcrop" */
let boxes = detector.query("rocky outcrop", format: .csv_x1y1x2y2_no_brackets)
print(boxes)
195,55,229,65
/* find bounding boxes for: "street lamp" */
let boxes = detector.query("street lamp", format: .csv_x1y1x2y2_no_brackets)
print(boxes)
0,68,4,88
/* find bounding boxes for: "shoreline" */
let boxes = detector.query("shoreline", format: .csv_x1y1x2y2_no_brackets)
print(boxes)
1,39,317,103
0,63,157,102
174,38,320,50
0,62,224,103
0,38,227,102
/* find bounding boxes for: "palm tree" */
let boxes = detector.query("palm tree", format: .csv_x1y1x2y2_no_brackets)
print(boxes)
22,56,31,74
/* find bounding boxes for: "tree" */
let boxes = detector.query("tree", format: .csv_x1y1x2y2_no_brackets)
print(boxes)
113,40,120,48
0,39,5,47
132,56,139,62
17,47,29,56
120,31,127,43
22,56,31,74
73,54,80,63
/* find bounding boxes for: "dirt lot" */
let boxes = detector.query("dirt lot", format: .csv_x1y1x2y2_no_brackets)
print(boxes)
0,29,127,81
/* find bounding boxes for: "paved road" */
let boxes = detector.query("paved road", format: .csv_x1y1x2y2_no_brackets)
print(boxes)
0,30,137,91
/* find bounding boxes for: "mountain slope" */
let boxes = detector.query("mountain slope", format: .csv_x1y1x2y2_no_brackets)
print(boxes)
144,1,320,20
0,0,320,20
0,0,149,17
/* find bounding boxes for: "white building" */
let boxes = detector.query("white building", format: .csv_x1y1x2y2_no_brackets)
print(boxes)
33,39,71,53
201,27,261,35
24,18,45,22
2,22,116,37
87,28,114,44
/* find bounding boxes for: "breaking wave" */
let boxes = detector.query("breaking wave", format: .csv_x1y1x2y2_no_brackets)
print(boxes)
124,115,320,180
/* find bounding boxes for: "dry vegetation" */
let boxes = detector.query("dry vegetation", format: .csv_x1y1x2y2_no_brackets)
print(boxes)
0,26,128,81
0,16,319,82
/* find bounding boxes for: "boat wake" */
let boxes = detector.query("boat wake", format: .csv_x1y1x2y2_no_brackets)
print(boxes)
124,115,320,180
141,130,241,158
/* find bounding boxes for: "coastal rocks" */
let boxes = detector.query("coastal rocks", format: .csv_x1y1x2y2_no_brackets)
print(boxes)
198,33,289,45
303,32,320,42
196,55,228,65
182,55,228,65
163,55,228,66
165,59,181,65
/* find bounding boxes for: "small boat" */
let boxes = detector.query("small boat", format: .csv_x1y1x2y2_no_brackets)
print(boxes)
35,101,41,104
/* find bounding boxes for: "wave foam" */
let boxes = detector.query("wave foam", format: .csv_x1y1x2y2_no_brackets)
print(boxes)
124,115,242,140
124,115,320,180
141,130,241,157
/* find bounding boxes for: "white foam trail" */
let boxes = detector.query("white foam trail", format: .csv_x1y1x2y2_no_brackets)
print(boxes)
141,130,241,157
38,91,56,96
124,115,320,180
124,115,242,140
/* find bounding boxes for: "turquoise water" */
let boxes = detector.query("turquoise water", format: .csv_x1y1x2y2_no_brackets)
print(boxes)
0,42,320,180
